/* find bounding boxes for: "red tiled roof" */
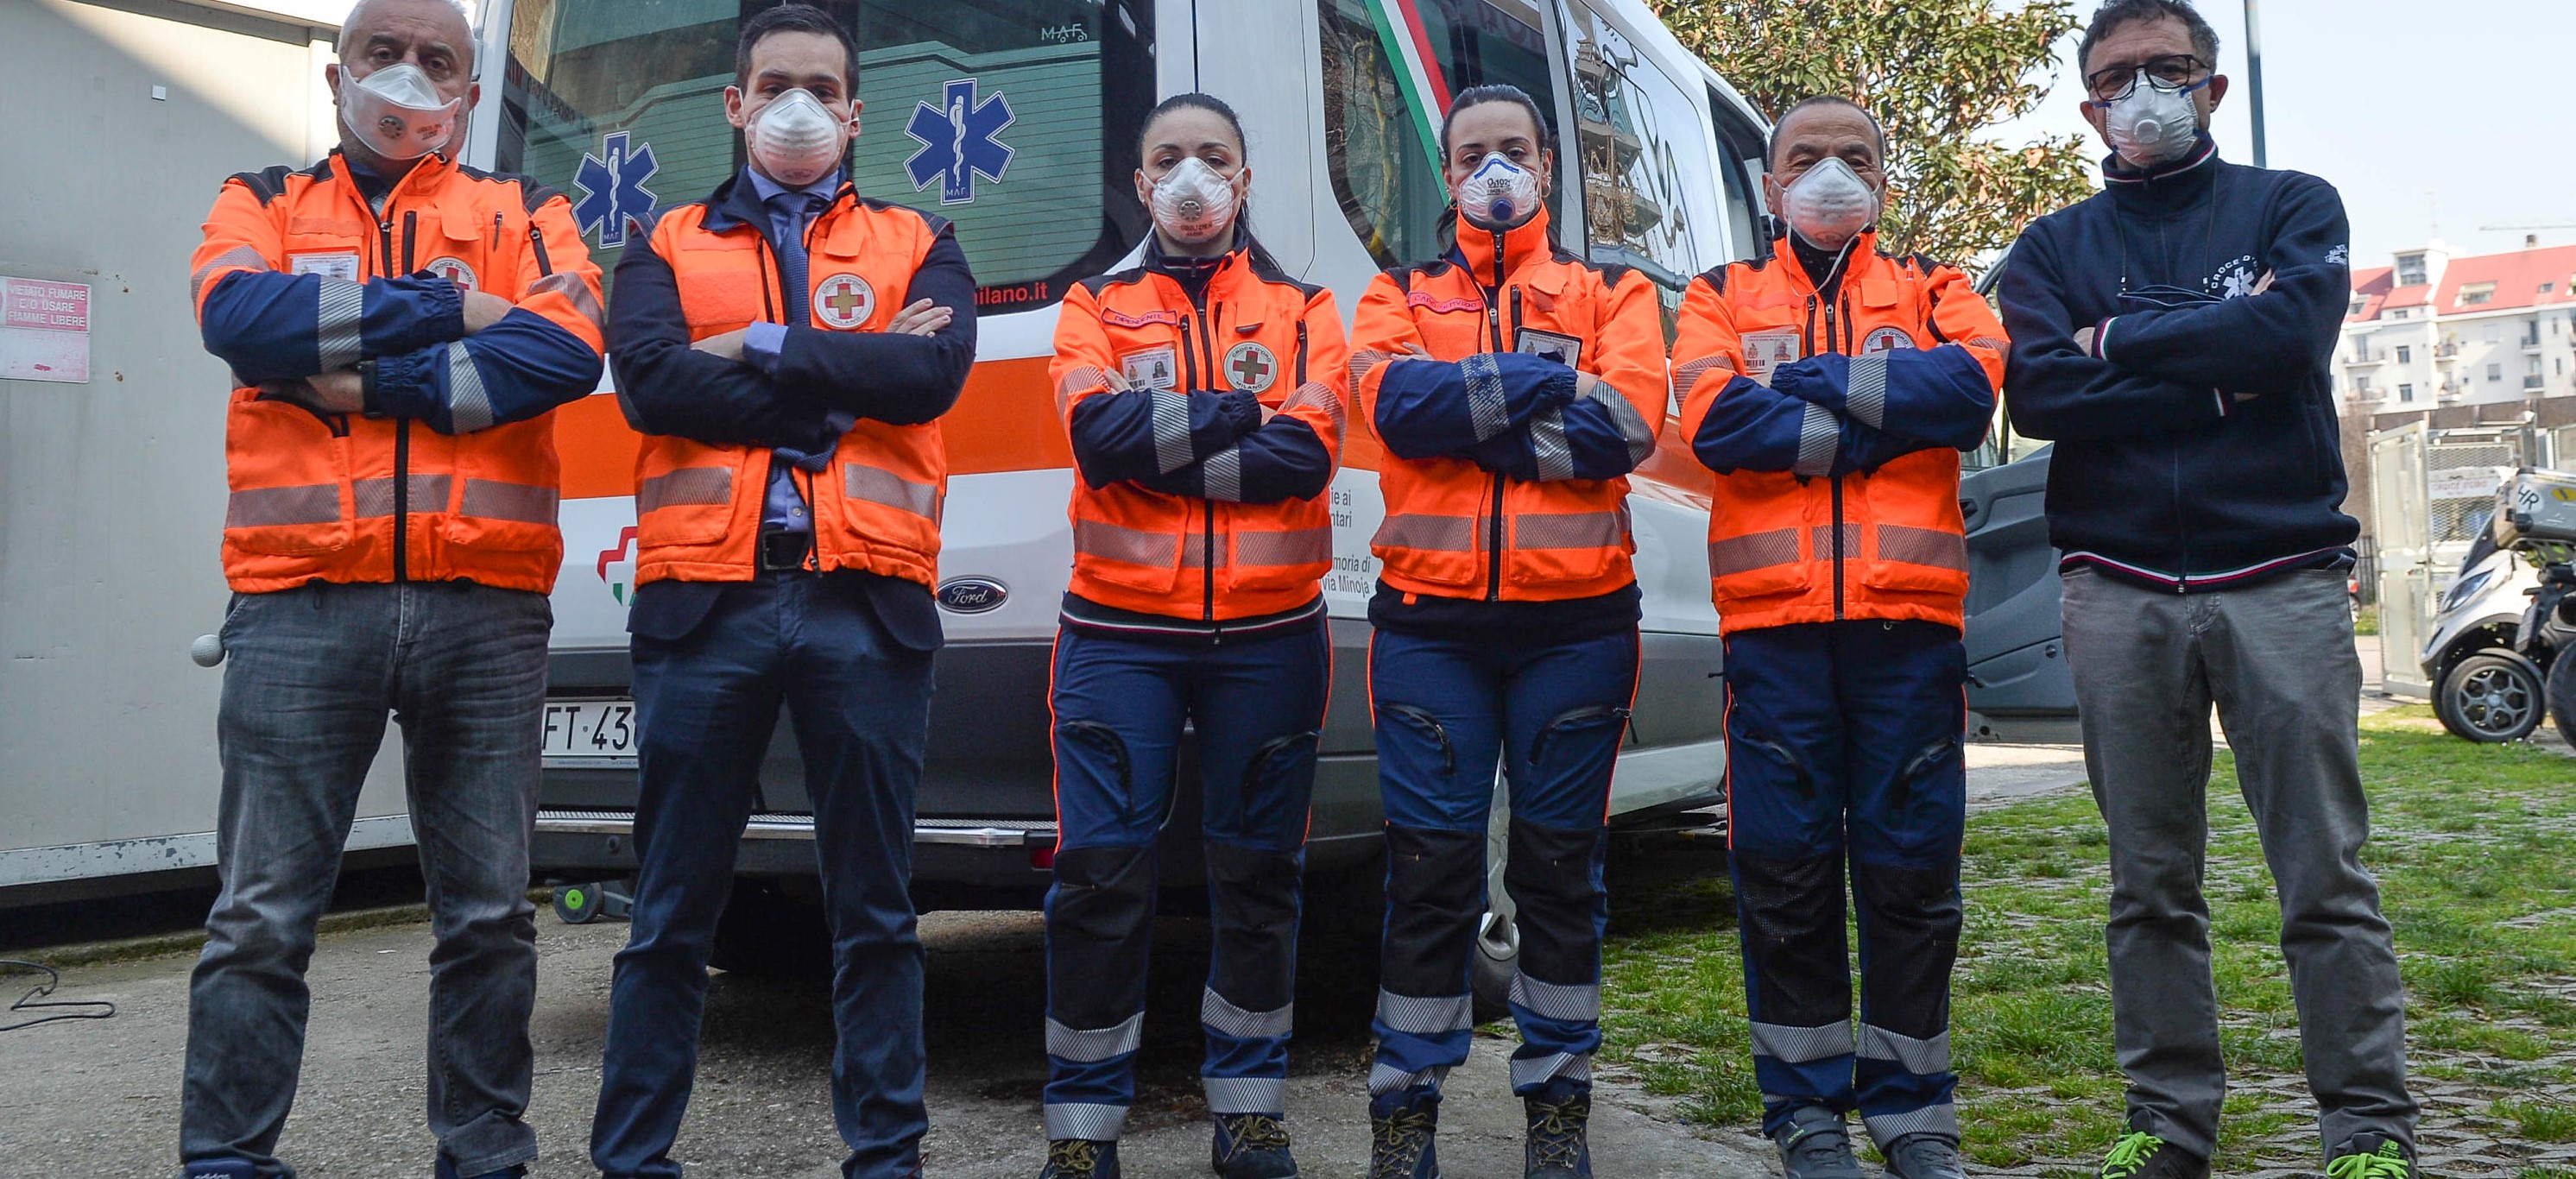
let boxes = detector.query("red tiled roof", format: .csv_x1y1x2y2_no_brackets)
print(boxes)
2346,245,2576,321
2347,266,2392,322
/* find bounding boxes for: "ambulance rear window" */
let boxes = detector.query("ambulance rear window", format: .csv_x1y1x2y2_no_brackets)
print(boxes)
496,0,1155,314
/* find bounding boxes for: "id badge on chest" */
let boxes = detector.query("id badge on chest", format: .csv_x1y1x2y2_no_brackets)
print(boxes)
1121,344,1180,391
1739,329,1803,386
289,252,362,281
1513,326,1582,370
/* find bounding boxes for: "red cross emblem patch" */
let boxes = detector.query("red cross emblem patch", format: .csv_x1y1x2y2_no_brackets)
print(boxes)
816,273,876,329
423,256,477,291
1223,341,1279,393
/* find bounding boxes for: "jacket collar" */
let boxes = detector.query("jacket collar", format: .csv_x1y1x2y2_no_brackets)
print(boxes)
1450,205,1556,287
2103,134,2220,201
1771,228,1878,293
1144,230,1253,289
703,168,855,236
327,147,453,198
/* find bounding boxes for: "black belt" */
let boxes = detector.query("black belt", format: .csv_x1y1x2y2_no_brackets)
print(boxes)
757,528,813,572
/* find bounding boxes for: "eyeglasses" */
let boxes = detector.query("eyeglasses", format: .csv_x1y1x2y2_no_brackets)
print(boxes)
2084,54,2209,103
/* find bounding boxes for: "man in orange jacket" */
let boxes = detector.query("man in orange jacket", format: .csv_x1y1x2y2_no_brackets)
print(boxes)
1673,97,2004,1179
587,8,975,1178
180,2,606,1176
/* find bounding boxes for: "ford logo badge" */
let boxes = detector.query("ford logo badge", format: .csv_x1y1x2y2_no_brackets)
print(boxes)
937,577,1008,614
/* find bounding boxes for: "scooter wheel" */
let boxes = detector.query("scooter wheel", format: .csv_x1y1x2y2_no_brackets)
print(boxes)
554,883,604,924
2548,653,2576,747
2436,652,2544,743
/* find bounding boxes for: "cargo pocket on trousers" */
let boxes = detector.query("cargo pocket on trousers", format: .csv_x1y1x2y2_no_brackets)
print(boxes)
1524,704,1632,805
1235,729,1321,843
1376,703,1459,795
1053,719,1138,830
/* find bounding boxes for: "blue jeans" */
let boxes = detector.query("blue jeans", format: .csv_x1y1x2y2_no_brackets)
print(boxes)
591,572,936,1179
1367,626,1638,1099
182,581,552,1178
1721,620,1967,1145
1039,618,1330,1140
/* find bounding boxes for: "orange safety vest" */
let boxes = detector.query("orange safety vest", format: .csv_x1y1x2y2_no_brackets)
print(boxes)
1049,245,1350,620
189,151,605,594
1350,207,1668,602
629,193,950,589
1671,231,2007,632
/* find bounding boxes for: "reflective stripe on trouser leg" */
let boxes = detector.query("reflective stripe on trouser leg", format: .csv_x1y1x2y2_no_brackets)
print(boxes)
1504,817,1609,1095
1042,843,1155,1138
1857,1021,1958,1147
1371,824,1484,1095
1203,845,1302,1112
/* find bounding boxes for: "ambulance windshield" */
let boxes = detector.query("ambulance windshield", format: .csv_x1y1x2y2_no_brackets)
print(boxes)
496,0,1156,313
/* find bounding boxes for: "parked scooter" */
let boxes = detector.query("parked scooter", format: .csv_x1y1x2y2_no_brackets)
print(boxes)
2526,560,2576,742
2425,469,2576,742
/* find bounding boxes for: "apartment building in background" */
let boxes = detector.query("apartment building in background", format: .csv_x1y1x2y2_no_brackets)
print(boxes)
2341,238,2576,413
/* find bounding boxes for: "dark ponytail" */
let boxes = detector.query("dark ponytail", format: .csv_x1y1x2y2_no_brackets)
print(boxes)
1435,84,1559,249
1138,91,1260,249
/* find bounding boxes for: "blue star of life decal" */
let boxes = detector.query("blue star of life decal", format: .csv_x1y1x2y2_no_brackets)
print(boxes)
903,79,1015,205
573,130,660,249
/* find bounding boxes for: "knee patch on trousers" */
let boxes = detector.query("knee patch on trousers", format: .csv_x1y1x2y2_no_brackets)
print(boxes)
1207,844,1304,1012
1381,824,1485,997
1505,818,1606,985
1051,844,1156,943
1733,850,1853,1028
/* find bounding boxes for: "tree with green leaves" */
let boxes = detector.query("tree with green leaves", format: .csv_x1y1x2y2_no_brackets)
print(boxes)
1651,0,2098,269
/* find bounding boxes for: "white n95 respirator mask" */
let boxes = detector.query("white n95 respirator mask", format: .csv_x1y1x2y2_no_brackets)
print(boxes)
2099,73,2207,166
1780,157,1880,250
339,63,466,162
1149,157,1241,246
1457,153,1543,230
748,89,851,187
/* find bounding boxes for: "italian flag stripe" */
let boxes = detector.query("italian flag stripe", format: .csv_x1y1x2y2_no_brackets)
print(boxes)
1364,0,1451,176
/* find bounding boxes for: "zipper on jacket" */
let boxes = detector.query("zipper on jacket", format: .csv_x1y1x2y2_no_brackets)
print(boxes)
1822,292,1845,619
1179,303,1219,623
1482,231,1512,602
527,220,553,276
374,212,412,583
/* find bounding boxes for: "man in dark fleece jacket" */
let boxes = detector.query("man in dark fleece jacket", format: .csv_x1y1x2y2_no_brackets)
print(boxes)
2001,3,2418,1179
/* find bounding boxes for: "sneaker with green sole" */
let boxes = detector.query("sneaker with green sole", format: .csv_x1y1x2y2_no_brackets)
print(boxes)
2097,1132,2207,1179
2327,1132,2415,1179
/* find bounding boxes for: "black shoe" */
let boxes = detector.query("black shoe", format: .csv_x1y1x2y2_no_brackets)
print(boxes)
433,1157,526,1179
1880,1132,1967,1179
1040,1138,1121,1179
2096,1132,2207,1179
2327,1132,2415,1179
1369,1086,1442,1179
1523,1080,1592,1177
1771,1105,1863,1179
1211,1112,1297,1178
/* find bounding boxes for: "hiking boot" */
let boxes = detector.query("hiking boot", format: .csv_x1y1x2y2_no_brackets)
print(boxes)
1881,1132,1967,1179
1771,1105,1864,1179
1369,1086,1442,1179
1210,1112,1297,1178
2097,1132,2207,1179
2327,1132,2415,1179
1523,1079,1592,1177
1039,1138,1121,1179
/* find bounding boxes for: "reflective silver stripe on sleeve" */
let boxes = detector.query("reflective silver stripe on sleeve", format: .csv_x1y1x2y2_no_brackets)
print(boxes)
1511,511,1626,551
1862,1103,1960,1145
1075,518,1181,567
224,483,342,528
1233,527,1332,568
192,246,269,305
1375,989,1474,1035
1280,380,1347,448
458,479,559,525
1670,355,1733,401
1747,1019,1854,1065
844,465,940,519
1152,389,1195,474
1810,524,1862,563
1858,1025,1952,1076
445,342,494,432
1507,1051,1592,1090
1202,445,1244,501
1528,408,1573,481
1045,1012,1144,1063
1055,364,1108,416
524,271,604,332
1373,514,1480,553
1203,1075,1289,1115
1877,525,1968,572
1844,351,1890,428
636,467,733,514
352,474,453,517
1201,987,1294,1041
315,278,365,372
1587,381,1658,468
1461,352,1509,442
1507,974,1601,1023
1042,1103,1128,1142
1348,349,1392,394
1708,529,1802,577
1791,401,1840,478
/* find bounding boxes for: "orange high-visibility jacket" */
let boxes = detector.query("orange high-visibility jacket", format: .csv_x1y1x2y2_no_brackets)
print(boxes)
1350,207,1667,602
615,183,969,590
190,151,607,594
1673,230,2006,632
1049,241,1349,620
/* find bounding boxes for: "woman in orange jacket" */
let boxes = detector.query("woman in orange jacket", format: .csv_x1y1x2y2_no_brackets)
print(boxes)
1345,84,1667,1179
1035,92,1349,1179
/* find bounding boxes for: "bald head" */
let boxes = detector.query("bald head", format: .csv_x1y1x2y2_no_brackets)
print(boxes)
338,0,475,74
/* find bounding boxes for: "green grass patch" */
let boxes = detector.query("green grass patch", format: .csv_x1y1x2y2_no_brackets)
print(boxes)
1601,716,2576,1173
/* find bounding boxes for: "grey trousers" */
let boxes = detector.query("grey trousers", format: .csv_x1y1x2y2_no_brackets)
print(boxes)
2059,566,2415,1161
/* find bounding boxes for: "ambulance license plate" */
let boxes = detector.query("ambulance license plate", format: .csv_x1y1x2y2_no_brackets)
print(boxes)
542,698,640,766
